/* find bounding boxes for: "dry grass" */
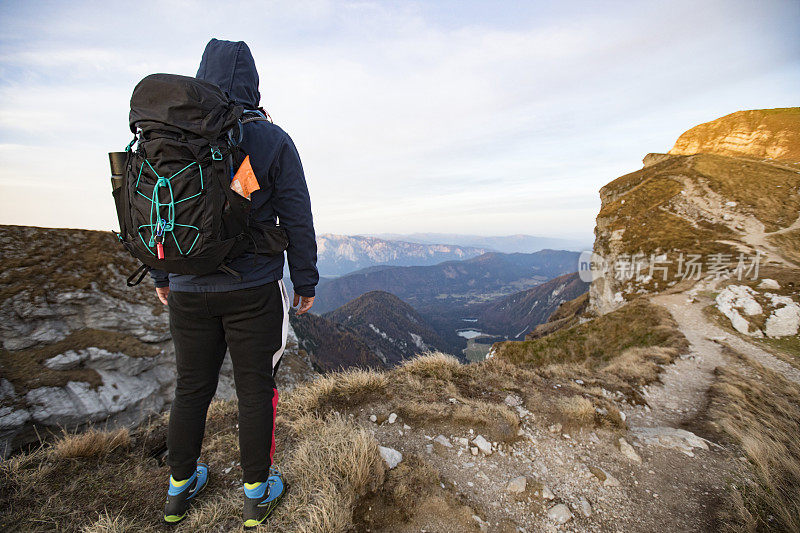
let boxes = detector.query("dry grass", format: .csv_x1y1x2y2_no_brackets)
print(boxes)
768,229,800,265
0,396,386,532
600,346,679,387
81,510,139,533
384,352,521,441
554,396,595,425
272,413,385,533
398,351,461,376
280,368,388,421
493,299,687,381
709,355,800,532
53,427,131,459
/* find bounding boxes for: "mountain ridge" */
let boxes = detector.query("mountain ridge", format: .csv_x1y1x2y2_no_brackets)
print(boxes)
324,291,451,366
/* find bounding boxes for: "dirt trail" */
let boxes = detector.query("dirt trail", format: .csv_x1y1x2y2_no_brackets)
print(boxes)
631,284,799,427
670,172,798,268
626,291,727,428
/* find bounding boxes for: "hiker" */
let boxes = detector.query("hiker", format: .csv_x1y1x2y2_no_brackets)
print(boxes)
151,39,318,528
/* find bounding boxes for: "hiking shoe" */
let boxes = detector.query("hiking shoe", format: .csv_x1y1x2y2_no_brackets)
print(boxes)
243,466,288,529
163,463,209,524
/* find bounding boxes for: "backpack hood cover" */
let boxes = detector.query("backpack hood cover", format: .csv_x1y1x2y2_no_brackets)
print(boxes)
129,73,242,140
196,39,260,109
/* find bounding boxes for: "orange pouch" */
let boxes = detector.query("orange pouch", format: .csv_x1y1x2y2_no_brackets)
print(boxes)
230,155,260,199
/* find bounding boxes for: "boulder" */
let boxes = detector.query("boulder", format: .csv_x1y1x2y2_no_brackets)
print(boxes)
505,476,527,494
379,445,403,469
618,437,642,463
547,504,572,524
471,435,492,455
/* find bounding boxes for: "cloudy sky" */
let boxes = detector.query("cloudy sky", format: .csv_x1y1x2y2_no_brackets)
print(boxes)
0,0,797,241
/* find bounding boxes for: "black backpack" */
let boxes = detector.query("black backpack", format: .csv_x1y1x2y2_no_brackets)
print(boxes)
111,73,288,286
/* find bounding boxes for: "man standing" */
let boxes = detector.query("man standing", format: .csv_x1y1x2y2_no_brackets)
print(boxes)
156,39,318,529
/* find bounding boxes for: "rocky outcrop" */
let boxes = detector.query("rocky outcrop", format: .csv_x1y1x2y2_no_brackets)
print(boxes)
1,321,310,458
0,225,316,457
1,342,175,457
589,110,800,315
715,283,800,338
1,289,170,351
669,108,800,162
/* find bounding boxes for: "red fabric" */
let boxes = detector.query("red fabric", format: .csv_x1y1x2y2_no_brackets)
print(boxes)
269,387,279,463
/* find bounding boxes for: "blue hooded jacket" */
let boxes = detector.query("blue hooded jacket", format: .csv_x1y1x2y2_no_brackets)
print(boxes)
150,39,318,297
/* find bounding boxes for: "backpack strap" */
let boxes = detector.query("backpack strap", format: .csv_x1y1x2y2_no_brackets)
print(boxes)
126,263,151,286
240,108,271,124
210,145,250,235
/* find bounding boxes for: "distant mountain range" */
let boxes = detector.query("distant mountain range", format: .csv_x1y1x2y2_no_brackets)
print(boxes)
315,234,488,277
313,250,580,314
366,233,591,254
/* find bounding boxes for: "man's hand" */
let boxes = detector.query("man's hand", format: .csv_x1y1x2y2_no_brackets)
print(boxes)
293,293,314,315
156,287,170,306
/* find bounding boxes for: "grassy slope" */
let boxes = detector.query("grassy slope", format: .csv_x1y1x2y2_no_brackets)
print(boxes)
596,153,800,258
0,225,160,311
709,351,800,533
493,299,687,377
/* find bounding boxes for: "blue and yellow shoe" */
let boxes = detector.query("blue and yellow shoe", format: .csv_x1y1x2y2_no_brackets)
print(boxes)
242,466,288,529
163,463,209,524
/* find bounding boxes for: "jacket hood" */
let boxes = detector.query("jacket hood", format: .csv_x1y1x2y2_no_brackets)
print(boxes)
196,39,260,108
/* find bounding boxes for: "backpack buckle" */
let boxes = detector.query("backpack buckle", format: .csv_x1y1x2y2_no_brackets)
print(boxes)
210,146,223,161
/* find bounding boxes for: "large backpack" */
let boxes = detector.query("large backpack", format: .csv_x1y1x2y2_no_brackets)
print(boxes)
111,73,287,285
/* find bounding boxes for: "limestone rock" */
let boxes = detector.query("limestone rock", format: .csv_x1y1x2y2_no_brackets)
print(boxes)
0,379,15,400
44,350,83,370
547,503,572,524
631,426,710,457
505,476,526,494
758,279,781,290
764,295,800,338
589,465,620,487
378,445,403,469
716,286,764,337
618,437,642,463
578,497,592,517
504,394,522,407
668,109,800,162
471,435,492,455
434,434,453,448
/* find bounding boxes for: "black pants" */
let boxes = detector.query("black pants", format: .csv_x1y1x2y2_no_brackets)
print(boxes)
166,280,290,484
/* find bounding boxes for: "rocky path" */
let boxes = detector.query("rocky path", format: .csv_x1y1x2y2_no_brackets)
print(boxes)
631,282,799,429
